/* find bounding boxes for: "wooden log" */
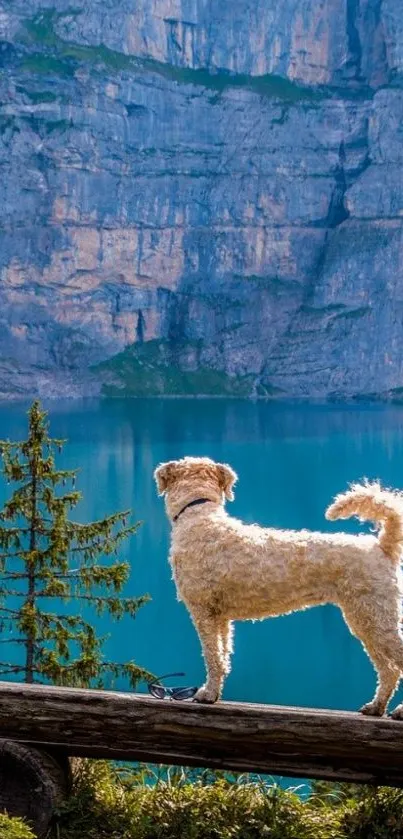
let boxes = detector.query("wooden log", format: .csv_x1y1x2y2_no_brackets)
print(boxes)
0,740,70,837
0,681,403,786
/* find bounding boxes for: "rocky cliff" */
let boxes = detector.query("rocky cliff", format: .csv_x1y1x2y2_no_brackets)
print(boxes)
0,0,402,399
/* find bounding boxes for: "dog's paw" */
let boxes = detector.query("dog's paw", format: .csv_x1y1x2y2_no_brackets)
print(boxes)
359,701,384,717
390,705,403,720
194,685,219,704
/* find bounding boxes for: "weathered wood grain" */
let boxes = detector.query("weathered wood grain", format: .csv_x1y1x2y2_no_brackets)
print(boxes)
0,681,403,785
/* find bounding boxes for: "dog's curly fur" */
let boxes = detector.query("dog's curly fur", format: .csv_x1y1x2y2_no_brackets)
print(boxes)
155,456,403,716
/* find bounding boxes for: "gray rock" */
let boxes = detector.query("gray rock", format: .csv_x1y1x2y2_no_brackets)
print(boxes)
0,0,402,398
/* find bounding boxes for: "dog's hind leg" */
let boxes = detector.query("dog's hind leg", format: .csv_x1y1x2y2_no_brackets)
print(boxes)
192,614,227,703
360,645,401,717
341,601,403,717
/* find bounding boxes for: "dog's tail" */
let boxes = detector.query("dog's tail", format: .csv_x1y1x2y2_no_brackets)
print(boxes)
325,481,403,563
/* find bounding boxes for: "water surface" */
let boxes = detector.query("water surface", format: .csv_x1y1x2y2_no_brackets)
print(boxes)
1,398,403,712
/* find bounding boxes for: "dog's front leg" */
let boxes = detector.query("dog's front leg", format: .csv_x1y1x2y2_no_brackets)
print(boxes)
192,614,226,703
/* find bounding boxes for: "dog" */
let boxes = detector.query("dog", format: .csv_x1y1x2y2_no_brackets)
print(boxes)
154,456,403,716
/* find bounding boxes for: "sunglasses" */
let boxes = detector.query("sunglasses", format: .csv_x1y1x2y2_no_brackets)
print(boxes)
147,671,198,701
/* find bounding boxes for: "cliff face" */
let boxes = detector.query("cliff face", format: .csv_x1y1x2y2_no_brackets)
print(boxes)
0,0,402,399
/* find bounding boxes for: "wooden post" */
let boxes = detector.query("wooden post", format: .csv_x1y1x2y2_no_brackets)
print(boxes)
0,740,70,837
0,681,402,786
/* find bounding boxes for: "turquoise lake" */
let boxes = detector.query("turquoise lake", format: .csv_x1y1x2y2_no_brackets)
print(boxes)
1,398,403,713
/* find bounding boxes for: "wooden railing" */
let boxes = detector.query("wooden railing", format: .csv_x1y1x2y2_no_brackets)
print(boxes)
1,680,403,835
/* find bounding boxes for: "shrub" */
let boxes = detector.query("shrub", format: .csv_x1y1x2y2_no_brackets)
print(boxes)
51,761,403,839
341,788,403,839
55,761,343,839
0,813,35,838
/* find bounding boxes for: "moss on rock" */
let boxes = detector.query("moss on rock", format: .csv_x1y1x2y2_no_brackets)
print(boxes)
95,340,254,397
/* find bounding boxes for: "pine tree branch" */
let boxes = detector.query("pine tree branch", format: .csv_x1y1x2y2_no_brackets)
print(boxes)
0,437,67,450
0,525,50,533
0,401,148,691
12,565,127,580
66,511,134,536
28,592,147,604
1,518,67,527
0,569,102,580
0,570,81,580
69,540,129,554
0,661,46,676
34,611,94,624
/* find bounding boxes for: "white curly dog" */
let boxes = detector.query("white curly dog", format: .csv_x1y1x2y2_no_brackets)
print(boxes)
155,456,403,716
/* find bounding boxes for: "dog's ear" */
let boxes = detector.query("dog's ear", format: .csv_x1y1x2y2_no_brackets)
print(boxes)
154,461,179,495
216,462,237,501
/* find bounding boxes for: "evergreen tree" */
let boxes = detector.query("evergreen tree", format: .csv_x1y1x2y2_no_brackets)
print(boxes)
0,401,150,688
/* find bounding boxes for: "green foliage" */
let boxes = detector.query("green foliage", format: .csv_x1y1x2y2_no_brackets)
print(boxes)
95,340,254,397
0,401,151,689
20,114,73,137
341,788,403,838
10,762,403,839
21,53,76,77
53,760,403,839
141,61,323,103
0,813,35,838
53,761,327,839
16,87,58,103
23,9,62,48
21,10,323,104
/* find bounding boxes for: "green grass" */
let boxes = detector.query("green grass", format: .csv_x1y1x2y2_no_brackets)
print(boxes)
6,760,403,838
23,9,61,47
20,10,324,103
141,61,323,102
19,113,72,136
16,85,58,103
46,761,403,839
19,9,375,105
21,53,76,78
0,813,35,838
95,340,254,397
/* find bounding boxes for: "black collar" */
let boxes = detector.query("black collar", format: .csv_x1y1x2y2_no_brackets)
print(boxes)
173,498,214,523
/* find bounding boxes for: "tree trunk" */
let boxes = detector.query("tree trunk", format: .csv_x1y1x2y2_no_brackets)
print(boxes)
25,459,37,684
0,740,70,837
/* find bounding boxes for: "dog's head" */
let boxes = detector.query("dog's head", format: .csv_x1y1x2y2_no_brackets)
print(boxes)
154,456,237,521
